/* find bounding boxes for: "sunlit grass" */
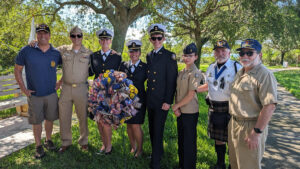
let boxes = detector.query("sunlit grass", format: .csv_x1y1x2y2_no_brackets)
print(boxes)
274,70,300,99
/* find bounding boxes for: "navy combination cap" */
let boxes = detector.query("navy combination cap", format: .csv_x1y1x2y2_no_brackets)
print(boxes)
96,28,114,38
126,40,142,51
36,23,50,33
236,39,262,52
147,24,166,35
213,40,230,50
183,43,197,54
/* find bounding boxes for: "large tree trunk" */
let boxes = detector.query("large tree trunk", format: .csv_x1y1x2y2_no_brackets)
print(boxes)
280,51,285,65
195,35,209,68
111,22,129,54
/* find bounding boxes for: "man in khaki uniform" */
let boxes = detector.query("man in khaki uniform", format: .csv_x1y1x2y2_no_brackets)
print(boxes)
57,26,92,153
228,39,277,169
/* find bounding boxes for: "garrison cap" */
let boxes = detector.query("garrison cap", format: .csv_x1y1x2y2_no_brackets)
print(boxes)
148,23,166,35
213,40,230,50
126,40,142,51
183,43,197,54
36,23,50,33
96,28,114,38
236,39,262,52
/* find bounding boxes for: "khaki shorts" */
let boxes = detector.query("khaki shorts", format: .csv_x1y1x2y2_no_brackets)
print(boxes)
27,92,59,124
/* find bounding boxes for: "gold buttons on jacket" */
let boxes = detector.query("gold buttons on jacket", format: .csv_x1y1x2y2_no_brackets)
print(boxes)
102,64,105,66
148,70,150,73
154,72,156,74
153,79,156,82
152,88,155,90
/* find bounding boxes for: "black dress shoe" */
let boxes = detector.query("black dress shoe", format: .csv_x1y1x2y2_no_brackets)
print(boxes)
105,147,113,155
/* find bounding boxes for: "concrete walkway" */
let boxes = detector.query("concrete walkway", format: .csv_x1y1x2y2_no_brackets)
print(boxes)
0,116,60,159
261,85,300,169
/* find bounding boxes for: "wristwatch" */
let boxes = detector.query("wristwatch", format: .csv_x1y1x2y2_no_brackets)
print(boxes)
254,128,262,134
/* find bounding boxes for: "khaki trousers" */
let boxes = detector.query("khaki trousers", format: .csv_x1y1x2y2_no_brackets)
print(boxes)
59,83,89,146
228,118,268,169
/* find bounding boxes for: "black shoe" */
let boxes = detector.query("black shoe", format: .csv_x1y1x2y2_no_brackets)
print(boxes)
44,140,56,151
105,147,113,155
35,145,45,159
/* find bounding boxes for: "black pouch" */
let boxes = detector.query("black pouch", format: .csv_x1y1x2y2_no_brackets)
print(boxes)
205,95,211,106
211,113,231,129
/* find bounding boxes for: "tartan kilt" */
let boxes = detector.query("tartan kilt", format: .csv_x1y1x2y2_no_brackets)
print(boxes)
207,101,230,142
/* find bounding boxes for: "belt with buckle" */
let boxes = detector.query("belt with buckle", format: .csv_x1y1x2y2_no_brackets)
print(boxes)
64,82,86,88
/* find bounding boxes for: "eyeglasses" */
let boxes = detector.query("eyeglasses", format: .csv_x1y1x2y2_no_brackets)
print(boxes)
239,51,254,57
70,34,83,38
151,37,163,41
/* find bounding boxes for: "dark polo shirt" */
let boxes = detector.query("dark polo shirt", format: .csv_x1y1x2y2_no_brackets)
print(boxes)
15,45,62,96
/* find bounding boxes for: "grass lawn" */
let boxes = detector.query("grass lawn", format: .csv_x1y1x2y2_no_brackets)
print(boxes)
0,93,227,169
274,70,300,99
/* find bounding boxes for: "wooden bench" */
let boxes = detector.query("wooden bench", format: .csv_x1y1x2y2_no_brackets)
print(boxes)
0,74,28,116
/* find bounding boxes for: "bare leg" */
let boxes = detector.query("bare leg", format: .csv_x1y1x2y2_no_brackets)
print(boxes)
97,122,105,151
132,124,143,157
103,124,112,152
33,124,42,146
127,124,136,153
44,120,53,141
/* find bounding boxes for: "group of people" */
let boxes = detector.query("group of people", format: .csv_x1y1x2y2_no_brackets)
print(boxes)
14,22,277,169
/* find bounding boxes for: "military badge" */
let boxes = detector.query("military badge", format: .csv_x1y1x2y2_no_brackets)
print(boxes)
154,26,158,30
103,31,107,35
51,61,56,67
132,43,136,47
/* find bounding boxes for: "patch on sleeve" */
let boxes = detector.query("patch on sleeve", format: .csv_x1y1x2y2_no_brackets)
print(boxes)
171,54,176,60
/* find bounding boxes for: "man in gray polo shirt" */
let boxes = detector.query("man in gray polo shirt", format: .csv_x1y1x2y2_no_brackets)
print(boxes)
14,23,62,158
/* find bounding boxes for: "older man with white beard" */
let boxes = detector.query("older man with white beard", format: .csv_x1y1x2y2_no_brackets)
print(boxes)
228,39,277,169
197,40,242,169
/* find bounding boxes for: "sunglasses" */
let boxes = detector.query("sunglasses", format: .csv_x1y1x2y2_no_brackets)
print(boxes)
151,37,163,41
70,34,83,38
239,51,254,57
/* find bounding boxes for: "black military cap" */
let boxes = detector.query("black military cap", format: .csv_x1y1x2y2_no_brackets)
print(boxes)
213,40,230,50
36,23,50,33
126,40,142,51
183,43,197,54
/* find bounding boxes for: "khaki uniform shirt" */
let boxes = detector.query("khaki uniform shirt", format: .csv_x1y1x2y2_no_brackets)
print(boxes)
176,64,204,114
57,45,92,84
229,63,277,118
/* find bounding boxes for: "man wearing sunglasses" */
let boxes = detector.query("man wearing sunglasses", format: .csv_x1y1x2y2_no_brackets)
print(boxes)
197,40,242,169
56,26,92,153
146,23,178,169
228,39,277,169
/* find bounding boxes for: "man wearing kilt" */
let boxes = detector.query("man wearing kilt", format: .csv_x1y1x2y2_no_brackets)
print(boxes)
197,40,242,169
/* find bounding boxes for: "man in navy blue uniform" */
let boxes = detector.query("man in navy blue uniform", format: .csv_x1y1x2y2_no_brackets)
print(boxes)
14,24,61,158
146,23,178,169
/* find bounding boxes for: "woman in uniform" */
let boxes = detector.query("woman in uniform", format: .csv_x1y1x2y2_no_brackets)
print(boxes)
119,40,147,158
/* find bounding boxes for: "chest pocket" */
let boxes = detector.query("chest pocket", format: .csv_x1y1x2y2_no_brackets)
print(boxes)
79,57,89,64
240,82,253,91
62,53,72,62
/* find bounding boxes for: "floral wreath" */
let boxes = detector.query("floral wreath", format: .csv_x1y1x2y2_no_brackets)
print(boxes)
88,69,141,128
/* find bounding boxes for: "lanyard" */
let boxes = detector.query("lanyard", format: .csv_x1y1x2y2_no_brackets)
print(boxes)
214,65,226,80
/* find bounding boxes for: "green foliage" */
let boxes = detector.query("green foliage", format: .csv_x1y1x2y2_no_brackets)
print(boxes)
274,70,300,99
